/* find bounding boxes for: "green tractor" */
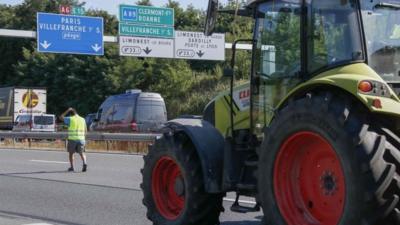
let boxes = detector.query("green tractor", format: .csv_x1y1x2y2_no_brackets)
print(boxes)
141,0,400,224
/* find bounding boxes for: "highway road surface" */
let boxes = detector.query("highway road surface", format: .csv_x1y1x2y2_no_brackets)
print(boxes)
0,149,262,225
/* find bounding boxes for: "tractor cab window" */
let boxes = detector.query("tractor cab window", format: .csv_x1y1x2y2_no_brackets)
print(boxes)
256,1,301,79
253,0,302,136
308,0,364,73
361,0,400,82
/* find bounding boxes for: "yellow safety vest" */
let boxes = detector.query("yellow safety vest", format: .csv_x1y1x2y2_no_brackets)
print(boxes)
68,115,86,141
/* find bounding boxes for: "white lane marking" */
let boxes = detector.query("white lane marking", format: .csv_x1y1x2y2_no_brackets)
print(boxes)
224,198,257,205
30,160,69,164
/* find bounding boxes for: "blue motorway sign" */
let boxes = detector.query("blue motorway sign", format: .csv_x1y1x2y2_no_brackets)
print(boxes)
37,13,104,55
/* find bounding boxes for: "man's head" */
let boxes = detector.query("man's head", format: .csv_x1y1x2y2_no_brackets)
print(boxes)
69,108,78,116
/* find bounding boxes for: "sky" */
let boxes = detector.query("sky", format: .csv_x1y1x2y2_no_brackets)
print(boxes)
0,0,228,15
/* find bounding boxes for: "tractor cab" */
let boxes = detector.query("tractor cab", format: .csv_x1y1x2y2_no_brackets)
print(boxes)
205,0,400,139
252,0,364,137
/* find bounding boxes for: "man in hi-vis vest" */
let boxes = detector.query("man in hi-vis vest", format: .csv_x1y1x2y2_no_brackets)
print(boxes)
60,108,88,172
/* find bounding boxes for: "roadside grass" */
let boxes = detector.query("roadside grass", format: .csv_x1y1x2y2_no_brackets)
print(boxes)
0,138,151,154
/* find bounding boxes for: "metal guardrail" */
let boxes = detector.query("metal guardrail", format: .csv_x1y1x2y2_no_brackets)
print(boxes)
0,131,160,142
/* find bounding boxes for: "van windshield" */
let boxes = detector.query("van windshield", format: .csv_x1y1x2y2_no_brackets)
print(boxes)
16,115,31,123
136,103,166,122
34,116,53,125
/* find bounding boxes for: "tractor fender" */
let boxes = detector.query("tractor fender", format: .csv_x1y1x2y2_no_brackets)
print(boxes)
164,118,225,193
277,63,400,115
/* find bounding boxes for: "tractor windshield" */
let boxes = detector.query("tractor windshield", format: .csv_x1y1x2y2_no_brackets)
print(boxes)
361,0,400,82
307,0,364,74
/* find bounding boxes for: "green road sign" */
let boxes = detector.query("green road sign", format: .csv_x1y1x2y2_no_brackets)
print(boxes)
71,6,85,16
119,23,174,38
119,5,174,27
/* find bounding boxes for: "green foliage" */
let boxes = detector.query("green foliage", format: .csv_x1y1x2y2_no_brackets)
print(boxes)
136,0,152,6
13,46,118,115
0,0,253,119
166,1,203,31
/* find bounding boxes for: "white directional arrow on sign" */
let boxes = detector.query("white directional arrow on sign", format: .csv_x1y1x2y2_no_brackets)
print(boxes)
91,44,102,52
40,40,51,49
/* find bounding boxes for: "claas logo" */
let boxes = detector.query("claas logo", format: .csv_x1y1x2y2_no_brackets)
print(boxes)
22,90,39,108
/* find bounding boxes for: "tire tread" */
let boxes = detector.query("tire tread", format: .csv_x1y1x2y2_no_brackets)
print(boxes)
259,91,400,225
141,132,223,225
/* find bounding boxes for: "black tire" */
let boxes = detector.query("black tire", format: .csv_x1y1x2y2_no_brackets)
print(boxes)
141,132,223,225
259,92,400,225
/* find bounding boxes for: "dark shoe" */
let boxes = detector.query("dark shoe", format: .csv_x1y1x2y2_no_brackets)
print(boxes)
82,164,87,172
68,167,74,172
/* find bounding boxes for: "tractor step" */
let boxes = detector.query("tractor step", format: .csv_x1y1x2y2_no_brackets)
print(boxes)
231,203,260,213
230,194,260,213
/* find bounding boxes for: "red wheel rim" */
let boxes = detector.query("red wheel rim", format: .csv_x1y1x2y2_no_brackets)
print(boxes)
273,131,345,225
152,156,185,220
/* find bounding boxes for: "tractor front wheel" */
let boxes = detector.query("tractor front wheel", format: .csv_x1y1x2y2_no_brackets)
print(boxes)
259,92,400,225
141,132,223,225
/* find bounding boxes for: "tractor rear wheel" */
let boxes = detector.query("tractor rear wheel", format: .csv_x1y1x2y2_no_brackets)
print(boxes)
141,132,223,225
259,92,400,225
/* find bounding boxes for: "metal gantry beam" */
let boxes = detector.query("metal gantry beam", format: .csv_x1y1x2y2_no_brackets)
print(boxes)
0,29,36,38
0,28,252,50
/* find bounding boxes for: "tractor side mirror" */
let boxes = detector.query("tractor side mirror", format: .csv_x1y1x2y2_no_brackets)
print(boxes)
223,68,234,77
204,0,219,36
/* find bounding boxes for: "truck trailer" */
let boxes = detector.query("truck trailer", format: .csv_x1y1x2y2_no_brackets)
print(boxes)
0,87,47,130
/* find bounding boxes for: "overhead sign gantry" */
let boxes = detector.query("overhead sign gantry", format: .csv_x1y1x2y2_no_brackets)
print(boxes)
34,4,226,60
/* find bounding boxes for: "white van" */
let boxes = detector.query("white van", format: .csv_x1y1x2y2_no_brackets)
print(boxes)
13,114,56,132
